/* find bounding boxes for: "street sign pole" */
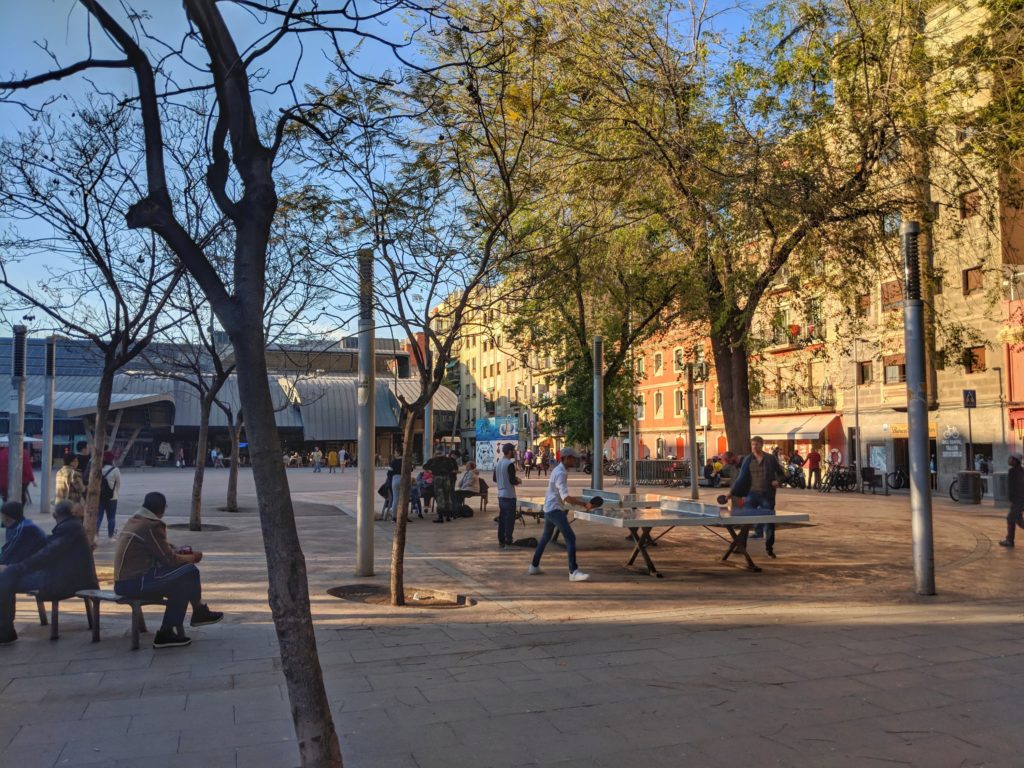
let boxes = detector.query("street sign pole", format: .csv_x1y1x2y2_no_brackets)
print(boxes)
356,248,376,577
963,389,976,470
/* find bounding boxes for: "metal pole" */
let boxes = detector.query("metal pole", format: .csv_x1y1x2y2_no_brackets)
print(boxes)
995,367,1006,457
423,347,433,462
902,220,935,596
7,325,27,507
593,336,604,490
39,337,56,515
854,338,862,491
356,248,376,577
687,364,699,499
966,408,973,471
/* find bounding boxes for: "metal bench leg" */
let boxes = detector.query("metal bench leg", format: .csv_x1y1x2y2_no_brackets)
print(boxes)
137,608,148,634
83,597,93,630
130,605,143,650
50,601,59,641
35,595,47,626
90,600,101,643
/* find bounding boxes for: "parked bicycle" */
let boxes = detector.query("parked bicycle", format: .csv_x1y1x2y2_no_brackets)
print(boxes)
949,476,988,502
885,467,909,490
820,461,856,492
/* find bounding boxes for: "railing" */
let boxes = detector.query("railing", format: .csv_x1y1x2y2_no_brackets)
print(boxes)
750,390,836,413
615,459,692,486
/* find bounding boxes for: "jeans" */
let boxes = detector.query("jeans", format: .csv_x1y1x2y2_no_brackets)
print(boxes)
532,508,577,573
388,475,402,519
0,569,47,634
115,564,202,632
742,490,776,551
808,467,821,489
313,459,322,472
97,499,117,538
497,497,517,546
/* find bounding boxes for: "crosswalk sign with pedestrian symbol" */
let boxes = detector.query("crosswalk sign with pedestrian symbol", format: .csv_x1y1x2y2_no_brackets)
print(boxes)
963,389,977,409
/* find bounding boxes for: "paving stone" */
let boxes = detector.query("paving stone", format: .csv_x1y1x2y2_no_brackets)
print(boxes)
55,732,180,764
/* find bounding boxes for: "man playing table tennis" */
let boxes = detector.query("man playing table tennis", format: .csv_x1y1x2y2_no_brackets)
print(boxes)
725,436,784,558
528,447,597,582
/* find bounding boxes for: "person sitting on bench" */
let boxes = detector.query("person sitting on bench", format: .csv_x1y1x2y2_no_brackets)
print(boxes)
113,492,222,649
0,500,98,646
1,502,47,566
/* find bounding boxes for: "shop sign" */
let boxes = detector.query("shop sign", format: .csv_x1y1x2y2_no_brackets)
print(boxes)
888,422,937,439
941,424,963,458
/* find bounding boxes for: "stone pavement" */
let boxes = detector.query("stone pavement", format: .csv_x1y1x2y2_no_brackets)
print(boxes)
2,466,1022,767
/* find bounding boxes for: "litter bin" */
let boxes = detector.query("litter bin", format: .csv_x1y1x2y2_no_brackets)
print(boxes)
957,470,983,504
989,472,1008,502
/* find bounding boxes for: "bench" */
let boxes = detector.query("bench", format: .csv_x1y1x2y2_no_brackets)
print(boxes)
24,591,93,641
76,589,168,650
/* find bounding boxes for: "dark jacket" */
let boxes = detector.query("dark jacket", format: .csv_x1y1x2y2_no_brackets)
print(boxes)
5,517,98,599
113,508,194,582
1009,464,1024,507
0,518,48,565
731,453,784,501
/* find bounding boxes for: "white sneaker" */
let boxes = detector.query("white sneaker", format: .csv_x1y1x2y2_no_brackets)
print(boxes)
527,565,542,575
569,570,590,582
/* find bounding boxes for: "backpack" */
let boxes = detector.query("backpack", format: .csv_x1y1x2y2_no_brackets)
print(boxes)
99,466,116,503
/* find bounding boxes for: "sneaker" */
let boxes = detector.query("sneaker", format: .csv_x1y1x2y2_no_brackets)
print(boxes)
999,539,1014,548
527,565,542,575
153,629,192,648
569,570,590,582
190,604,224,627
0,629,17,646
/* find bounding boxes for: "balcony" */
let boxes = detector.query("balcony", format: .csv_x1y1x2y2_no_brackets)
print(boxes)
750,388,836,414
764,323,825,352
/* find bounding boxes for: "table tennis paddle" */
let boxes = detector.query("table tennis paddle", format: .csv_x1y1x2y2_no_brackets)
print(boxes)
716,494,729,506
586,496,604,509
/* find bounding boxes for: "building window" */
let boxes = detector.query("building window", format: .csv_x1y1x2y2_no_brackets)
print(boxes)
695,389,705,411
856,293,871,318
636,395,646,420
674,389,685,416
883,354,906,384
857,361,872,385
673,348,685,373
654,353,663,375
636,357,645,377
654,391,664,418
881,281,904,313
806,297,823,339
881,212,901,237
962,267,984,296
959,189,981,219
964,346,986,374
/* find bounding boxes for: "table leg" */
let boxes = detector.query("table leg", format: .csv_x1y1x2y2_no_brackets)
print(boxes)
722,525,761,572
626,527,662,577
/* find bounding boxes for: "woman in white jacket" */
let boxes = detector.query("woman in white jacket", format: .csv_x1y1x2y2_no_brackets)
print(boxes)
97,450,122,539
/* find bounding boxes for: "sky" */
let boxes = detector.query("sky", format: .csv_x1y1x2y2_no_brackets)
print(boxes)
0,1,758,338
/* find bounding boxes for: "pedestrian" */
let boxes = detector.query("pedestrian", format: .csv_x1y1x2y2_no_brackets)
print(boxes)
175,446,186,469
1000,453,1024,548
523,448,534,478
0,501,47,565
727,436,784,558
540,447,551,477
455,460,482,511
113,492,223,648
0,443,35,506
0,500,99,645
55,455,86,518
75,441,92,483
339,448,349,472
96,451,121,539
384,452,403,521
528,447,593,582
326,449,339,474
311,446,323,473
806,446,822,489
424,447,458,523
493,443,521,549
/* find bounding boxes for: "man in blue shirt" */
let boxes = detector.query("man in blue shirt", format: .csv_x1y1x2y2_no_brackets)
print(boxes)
0,502,47,566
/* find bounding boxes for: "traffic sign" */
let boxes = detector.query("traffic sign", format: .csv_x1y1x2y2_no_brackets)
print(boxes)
963,389,977,409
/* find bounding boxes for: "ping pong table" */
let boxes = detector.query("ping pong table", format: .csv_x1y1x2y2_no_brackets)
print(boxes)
574,499,812,577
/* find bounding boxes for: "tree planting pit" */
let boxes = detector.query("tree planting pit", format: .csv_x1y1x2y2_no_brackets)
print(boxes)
328,584,475,609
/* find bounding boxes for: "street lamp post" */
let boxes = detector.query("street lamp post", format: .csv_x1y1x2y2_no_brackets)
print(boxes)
993,366,1006,458
40,337,57,515
7,325,28,507
593,336,604,491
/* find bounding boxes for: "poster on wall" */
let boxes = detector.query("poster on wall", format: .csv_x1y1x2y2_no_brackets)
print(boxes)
474,417,519,471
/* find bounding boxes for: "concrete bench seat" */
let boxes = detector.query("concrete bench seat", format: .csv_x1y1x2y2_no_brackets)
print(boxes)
24,590,93,641
75,589,168,650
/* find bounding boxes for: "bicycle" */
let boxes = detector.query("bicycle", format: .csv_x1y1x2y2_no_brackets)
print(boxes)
949,476,988,502
885,468,908,490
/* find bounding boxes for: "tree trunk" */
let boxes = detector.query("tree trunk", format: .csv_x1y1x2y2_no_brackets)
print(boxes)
710,329,752,454
230,327,342,767
226,413,242,512
190,393,214,531
83,369,115,547
390,411,419,607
